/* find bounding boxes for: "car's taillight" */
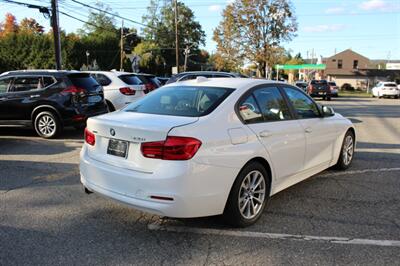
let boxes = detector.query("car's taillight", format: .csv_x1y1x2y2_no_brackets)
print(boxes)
145,83,156,92
141,136,202,160
119,87,136,95
84,128,95,146
62,85,86,95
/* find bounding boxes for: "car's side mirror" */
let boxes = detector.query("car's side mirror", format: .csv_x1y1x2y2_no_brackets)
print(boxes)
322,105,335,117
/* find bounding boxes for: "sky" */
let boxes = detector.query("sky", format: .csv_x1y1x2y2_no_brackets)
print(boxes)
0,0,399,60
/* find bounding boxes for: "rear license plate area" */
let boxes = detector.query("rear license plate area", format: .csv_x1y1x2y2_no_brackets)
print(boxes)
107,139,128,158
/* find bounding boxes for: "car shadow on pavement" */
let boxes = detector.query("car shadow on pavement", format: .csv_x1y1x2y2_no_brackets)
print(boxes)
0,127,84,141
0,160,78,192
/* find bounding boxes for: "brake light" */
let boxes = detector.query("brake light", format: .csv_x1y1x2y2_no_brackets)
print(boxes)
141,136,202,160
145,83,156,92
62,85,86,95
84,128,95,146
119,87,136,95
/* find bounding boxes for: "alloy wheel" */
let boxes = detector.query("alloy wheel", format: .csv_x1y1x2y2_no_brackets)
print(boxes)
37,115,56,137
342,135,354,166
238,170,266,219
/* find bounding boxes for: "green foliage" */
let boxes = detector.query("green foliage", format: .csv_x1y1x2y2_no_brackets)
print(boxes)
213,0,298,77
141,0,206,73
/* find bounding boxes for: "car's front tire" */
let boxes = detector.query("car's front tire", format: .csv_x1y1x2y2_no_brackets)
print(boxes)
34,111,61,138
223,162,270,227
335,130,355,170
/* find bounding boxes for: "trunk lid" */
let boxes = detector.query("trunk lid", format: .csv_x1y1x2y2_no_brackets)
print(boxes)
86,111,198,172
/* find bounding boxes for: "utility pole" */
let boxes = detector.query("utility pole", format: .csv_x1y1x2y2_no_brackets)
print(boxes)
174,0,179,73
51,0,62,70
120,20,124,71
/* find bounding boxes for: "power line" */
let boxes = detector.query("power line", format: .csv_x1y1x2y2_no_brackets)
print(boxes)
70,0,155,30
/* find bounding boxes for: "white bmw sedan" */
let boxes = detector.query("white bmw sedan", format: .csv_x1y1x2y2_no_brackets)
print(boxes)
80,78,355,227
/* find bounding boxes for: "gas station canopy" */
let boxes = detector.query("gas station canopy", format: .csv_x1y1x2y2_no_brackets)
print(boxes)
275,64,326,70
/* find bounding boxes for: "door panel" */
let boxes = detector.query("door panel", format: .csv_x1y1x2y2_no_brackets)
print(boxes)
0,77,14,120
282,86,337,170
247,121,306,179
238,86,306,180
7,76,44,120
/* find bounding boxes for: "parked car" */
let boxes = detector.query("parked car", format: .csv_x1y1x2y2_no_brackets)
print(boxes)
166,71,246,84
328,81,339,97
157,77,169,86
80,77,356,227
372,82,399,99
0,70,107,138
294,81,308,92
307,79,332,100
87,71,146,111
135,73,162,93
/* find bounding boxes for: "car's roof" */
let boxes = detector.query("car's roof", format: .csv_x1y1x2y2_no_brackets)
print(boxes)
164,77,285,90
0,69,79,77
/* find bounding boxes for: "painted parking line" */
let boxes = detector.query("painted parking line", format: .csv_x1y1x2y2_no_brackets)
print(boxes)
148,224,400,247
320,167,400,177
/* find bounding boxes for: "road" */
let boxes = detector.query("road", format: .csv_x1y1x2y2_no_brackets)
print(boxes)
1,97,399,265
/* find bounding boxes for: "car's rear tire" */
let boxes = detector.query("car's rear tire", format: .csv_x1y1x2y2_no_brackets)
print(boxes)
106,100,115,112
34,111,61,139
223,162,270,227
334,130,355,170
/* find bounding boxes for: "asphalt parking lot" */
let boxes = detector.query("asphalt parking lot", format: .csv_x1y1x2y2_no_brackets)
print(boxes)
1,96,399,265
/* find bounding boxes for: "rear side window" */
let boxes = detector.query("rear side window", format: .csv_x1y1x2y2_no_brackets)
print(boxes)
91,74,111,86
253,87,292,121
238,94,263,123
125,86,234,117
119,74,143,85
328,82,336,86
68,73,100,92
384,83,397,87
311,80,328,85
43,76,56,87
10,76,42,92
0,77,13,93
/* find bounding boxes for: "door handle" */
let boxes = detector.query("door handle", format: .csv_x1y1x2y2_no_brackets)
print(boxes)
30,95,40,98
259,130,272,138
305,127,313,133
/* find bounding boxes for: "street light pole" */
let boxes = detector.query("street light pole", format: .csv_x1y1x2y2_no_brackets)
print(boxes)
174,0,179,73
86,50,90,69
120,20,124,71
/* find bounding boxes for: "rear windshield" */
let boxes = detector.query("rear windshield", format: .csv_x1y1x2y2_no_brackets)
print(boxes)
124,86,234,117
68,73,100,92
384,83,397,87
311,80,328,85
119,74,143,85
328,82,337,86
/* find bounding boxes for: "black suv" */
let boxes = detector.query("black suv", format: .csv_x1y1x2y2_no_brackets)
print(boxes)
0,70,108,138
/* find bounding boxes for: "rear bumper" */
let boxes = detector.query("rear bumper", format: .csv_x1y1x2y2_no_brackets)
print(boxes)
79,146,238,218
380,90,399,96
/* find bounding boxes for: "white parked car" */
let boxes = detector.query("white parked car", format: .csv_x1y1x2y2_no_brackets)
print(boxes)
80,78,356,227
372,82,399,99
87,71,146,111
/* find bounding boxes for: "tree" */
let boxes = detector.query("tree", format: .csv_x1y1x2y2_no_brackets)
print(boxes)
0,13,19,37
19,18,44,34
79,2,117,37
212,4,243,72
142,0,206,73
214,0,297,77
133,41,165,74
